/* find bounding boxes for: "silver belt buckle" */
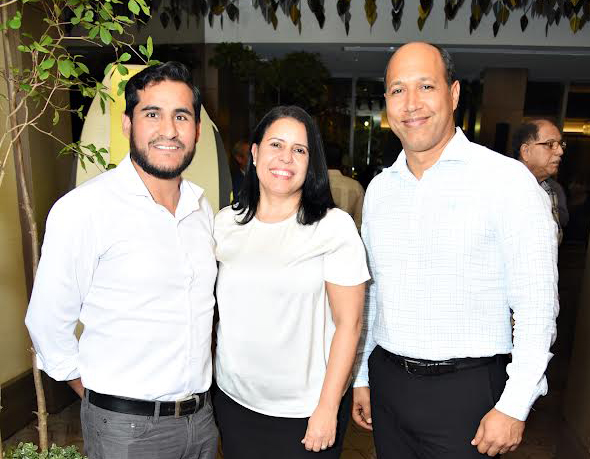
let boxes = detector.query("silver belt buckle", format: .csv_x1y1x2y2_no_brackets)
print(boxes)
174,394,195,418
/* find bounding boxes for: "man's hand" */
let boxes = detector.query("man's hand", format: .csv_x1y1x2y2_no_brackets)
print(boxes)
67,378,84,399
471,408,525,456
351,386,372,431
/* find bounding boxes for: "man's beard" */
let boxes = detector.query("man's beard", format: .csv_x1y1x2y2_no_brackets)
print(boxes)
129,127,195,179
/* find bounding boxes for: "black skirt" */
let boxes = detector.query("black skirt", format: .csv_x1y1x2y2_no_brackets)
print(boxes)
212,383,352,459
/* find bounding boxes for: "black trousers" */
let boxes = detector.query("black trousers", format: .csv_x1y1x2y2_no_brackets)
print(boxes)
212,384,352,459
369,346,508,459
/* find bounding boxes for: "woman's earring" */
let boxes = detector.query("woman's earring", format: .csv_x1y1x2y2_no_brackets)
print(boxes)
253,161,256,166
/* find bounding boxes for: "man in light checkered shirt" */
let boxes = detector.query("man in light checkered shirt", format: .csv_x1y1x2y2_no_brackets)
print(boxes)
352,42,558,459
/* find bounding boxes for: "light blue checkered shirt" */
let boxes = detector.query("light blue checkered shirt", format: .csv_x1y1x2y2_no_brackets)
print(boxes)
354,128,559,421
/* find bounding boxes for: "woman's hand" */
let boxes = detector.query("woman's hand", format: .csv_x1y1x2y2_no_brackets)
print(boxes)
301,404,338,452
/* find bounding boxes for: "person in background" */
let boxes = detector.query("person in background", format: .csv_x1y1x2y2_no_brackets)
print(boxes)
352,42,558,458
325,142,365,231
229,139,250,201
213,105,369,459
26,62,218,459
514,119,567,244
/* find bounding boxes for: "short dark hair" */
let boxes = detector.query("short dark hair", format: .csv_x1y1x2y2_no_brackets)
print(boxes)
512,118,558,159
325,142,343,169
124,61,201,121
384,43,456,90
231,139,249,159
233,105,335,226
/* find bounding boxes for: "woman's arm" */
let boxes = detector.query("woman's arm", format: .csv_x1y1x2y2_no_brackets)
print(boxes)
302,281,365,452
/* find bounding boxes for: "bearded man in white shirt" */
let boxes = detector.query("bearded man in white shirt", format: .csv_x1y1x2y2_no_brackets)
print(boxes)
26,62,218,459
352,42,558,458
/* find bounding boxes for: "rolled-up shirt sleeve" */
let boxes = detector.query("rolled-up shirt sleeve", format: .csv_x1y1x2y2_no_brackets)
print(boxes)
25,194,97,381
494,164,559,421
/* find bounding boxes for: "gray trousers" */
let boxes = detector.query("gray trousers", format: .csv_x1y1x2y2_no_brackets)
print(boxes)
81,392,218,459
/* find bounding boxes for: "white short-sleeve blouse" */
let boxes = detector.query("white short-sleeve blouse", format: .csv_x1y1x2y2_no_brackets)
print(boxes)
213,207,370,418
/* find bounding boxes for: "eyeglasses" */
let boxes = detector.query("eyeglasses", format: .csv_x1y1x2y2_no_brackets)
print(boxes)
534,140,567,151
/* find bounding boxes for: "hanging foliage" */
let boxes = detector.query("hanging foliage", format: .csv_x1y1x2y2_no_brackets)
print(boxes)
149,0,589,35
391,0,404,31
365,0,378,29
469,0,589,36
308,0,325,28
336,0,351,35
417,0,433,31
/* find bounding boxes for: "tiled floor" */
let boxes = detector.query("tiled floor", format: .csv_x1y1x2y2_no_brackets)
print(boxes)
4,242,585,458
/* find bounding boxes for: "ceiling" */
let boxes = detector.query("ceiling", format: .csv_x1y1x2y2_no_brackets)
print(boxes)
249,43,590,82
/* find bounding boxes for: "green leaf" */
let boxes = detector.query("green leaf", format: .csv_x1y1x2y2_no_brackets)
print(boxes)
116,15,134,23
117,79,127,95
104,62,114,75
99,8,110,20
8,12,22,29
77,62,89,73
73,4,84,18
117,64,128,75
95,150,106,167
39,70,50,80
138,44,147,57
89,25,100,39
40,58,55,70
146,36,153,58
120,52,131,62
17,44,31,52
52,110,60,125
107,163,117,170
84,10,94,22
128,0,140,15
58,59,73,77
136,0,150,15
32,42,51,53
99,97,106,114
40,35,53,46
99,26,112,44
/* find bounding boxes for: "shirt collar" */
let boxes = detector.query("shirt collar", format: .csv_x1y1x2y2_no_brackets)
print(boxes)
388,127,470,175
115,154,204,216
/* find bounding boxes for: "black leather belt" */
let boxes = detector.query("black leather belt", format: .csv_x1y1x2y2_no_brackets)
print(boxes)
381,347,503,376
88,390,208,417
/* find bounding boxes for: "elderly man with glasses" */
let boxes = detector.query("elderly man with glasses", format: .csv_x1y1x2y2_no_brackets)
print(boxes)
514,119,568,244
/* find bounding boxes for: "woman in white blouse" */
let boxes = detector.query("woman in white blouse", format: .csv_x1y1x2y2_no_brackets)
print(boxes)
213,105,369,458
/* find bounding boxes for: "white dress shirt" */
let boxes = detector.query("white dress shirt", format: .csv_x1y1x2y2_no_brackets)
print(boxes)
328,169,365,231
25,155,217,401
354,128,559,421
214,207,369,417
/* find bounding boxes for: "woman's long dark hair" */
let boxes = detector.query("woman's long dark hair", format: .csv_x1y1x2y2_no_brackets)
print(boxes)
233,105,335,225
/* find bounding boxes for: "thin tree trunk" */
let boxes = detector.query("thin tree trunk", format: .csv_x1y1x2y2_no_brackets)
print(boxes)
0,387,4,458
1,4,45,451
31,348,48,451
